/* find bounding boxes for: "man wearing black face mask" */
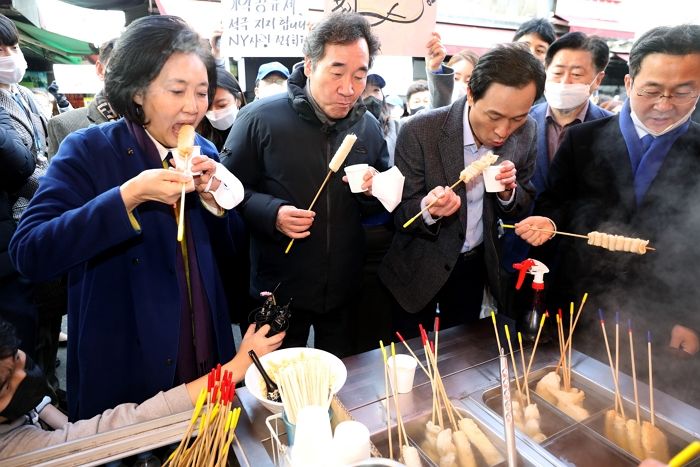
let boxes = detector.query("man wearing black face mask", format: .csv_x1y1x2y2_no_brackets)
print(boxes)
361,73,400,164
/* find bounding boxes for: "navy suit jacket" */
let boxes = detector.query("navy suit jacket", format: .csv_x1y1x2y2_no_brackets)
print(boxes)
10,119,234,420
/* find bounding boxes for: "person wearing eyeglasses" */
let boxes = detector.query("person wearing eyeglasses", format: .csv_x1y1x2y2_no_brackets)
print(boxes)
513,24,700,404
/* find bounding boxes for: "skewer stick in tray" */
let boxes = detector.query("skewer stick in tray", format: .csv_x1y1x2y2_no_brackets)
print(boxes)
285,133,357,254
517,331,531,405
176,124,196,242
403,152,498,228
598,310,626,419
379,341,394,460
524,313,548,388
629,320,641,425
648,331,655,427
500,224,655,253
504,325,523,399
555,293,589,373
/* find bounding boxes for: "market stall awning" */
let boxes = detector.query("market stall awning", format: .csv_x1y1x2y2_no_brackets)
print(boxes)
14,20,97,64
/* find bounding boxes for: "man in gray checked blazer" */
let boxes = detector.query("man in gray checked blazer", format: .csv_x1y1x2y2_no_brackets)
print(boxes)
46,39,118,159
379,44,545,336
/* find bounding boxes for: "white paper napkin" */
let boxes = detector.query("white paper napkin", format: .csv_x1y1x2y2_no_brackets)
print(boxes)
372,166,405,212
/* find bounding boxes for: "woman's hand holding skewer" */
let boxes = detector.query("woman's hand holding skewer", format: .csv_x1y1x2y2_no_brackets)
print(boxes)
514,216,557,247
424,186,461,218
276,205,315,238
120,169,194,212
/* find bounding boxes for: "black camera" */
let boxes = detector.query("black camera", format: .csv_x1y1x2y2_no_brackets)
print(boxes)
249,289,292,337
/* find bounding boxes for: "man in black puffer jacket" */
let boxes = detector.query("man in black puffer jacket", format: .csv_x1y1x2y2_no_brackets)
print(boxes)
223,12,389,357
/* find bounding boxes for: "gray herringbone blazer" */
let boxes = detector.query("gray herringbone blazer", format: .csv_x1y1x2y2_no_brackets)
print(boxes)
47,99,109,158
378,96,537,313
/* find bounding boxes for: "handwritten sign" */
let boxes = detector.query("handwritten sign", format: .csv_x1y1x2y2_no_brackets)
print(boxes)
325,0,437,56
221,0,308,57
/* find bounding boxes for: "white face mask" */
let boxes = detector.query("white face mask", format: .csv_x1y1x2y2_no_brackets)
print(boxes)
205,105,238,131
544,81,593,110
0,52,27,85
630,104,697,137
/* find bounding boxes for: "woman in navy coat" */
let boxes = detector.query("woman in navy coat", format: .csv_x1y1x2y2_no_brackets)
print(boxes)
9,16,283,421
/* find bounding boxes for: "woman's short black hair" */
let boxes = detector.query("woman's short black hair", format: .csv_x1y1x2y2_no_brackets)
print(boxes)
469,43,546,103
0,319,20,360
105,15,216,125
0,14,19,47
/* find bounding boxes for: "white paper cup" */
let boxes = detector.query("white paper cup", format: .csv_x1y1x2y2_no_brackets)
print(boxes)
387,354,417,394
174,145,201,175
344,163,369,193
333,420,371,464
291,405,333,467
483,165,506,193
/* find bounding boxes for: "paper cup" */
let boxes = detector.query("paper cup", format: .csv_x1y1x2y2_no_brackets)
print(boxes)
483,165,506,193
333,421,371,464
387,354,417,394
344,163,369,193
291,405,333,466
174,145,201,175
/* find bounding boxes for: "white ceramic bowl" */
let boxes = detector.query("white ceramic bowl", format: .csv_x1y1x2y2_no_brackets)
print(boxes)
244,347,347,414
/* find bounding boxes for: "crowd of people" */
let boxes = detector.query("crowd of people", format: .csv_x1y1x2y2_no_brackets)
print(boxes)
0,9,698,466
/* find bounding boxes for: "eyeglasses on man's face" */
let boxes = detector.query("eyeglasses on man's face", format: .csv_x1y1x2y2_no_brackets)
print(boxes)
634,85,699,105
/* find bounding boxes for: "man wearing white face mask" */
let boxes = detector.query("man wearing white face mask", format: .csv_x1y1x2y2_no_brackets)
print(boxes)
514,25,700,405
530,32,612,192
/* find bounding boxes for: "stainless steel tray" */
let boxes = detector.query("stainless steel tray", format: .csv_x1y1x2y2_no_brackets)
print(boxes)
399,402,537,467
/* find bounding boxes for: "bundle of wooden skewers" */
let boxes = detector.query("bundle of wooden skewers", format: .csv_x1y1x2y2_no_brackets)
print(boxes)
598,310,670,462
163,364,241,467
381,317,506,467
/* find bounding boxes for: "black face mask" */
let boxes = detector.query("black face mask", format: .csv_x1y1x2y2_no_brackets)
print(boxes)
363,96,383,120
0,355,52,420
408,106,425,116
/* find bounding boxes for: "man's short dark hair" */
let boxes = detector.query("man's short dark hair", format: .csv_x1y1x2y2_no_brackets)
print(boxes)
545,32,610,73
302,12,381,69
628,24,700,78
0,14,19,46
469,43,546,103
0,319,20,360
105,15,216,125
406,80,428,102
513,18,556,45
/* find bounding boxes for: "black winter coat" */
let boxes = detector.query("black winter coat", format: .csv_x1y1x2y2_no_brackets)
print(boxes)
222,67,389,313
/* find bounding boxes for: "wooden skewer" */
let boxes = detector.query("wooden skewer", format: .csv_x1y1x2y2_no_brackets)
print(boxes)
599,310,626,419
648,330,655,426
504,325,523,400
614,311,620,415
403,178,463,229
177,181,186,242
556,311,567,391
395,332,430,378
284,170,332,254
568,302,574,390
525,313,547,387
556,293,589,372
379,341,393,460
390,343,408,448
490,310,502,352
500,224,656,251
517,331,531,405
628,320,641,425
